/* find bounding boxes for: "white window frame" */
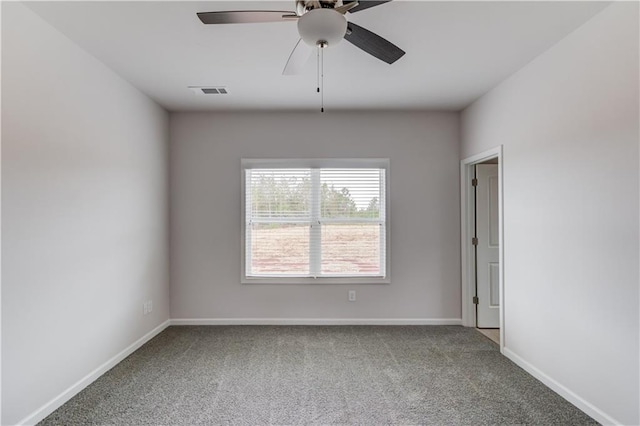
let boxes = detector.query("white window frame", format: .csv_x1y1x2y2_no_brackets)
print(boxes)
241,158,390,284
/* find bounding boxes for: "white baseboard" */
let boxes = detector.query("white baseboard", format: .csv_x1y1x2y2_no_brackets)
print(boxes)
17,320,171,426
502,347,620,426
170,318,462,326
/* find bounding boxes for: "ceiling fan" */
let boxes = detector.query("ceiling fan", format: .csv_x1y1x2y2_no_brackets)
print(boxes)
197,0,405,75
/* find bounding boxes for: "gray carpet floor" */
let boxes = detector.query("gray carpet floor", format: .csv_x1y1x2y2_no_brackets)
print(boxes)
40,326,597,425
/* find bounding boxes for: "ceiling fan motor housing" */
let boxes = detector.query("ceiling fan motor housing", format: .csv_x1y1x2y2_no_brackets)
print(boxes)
296,0,341,15
297,8,347,47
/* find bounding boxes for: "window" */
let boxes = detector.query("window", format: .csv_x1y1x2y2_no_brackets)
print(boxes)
242,159,389,283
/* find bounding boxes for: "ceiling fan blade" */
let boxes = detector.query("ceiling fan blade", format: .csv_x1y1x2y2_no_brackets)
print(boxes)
344,22,405,64
348,1,392,13
335,1,359,14
283,39,313,75
197,11,297,25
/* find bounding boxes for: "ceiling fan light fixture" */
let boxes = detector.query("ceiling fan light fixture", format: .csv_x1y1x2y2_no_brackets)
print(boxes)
297,8,347,47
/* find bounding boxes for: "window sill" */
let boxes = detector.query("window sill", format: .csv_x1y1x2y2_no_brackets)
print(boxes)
241,276,391,285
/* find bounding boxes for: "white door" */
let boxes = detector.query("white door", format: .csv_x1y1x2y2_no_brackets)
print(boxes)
476,164,499,328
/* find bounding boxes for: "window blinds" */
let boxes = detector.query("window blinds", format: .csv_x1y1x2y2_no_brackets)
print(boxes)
245,167,386,278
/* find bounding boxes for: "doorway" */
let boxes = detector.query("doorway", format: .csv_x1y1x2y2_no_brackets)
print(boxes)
475,161,499,330
460,146,504,351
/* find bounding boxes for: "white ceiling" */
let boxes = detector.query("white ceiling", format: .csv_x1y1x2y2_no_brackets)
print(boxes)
25,1,609,112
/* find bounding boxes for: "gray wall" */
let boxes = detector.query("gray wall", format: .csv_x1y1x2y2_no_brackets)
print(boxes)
170,111,461,321
1,3,170,424
461,3,639,424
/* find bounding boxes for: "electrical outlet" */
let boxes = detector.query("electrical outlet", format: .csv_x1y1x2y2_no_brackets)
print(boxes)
348,290,356,302
143,300,153,315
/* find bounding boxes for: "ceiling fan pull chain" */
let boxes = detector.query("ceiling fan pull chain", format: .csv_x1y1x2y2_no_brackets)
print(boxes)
317,47,320,94
320,45,324,113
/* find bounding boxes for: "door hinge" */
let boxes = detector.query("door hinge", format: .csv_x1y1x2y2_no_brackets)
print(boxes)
472,237,478,246
473,296,479,304
472,178,478,187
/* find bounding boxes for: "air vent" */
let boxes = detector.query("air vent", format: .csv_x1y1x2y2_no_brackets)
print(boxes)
188,86,229,95
202,88,227,94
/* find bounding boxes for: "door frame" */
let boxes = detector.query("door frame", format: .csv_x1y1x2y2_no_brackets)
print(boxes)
460,145,504,352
